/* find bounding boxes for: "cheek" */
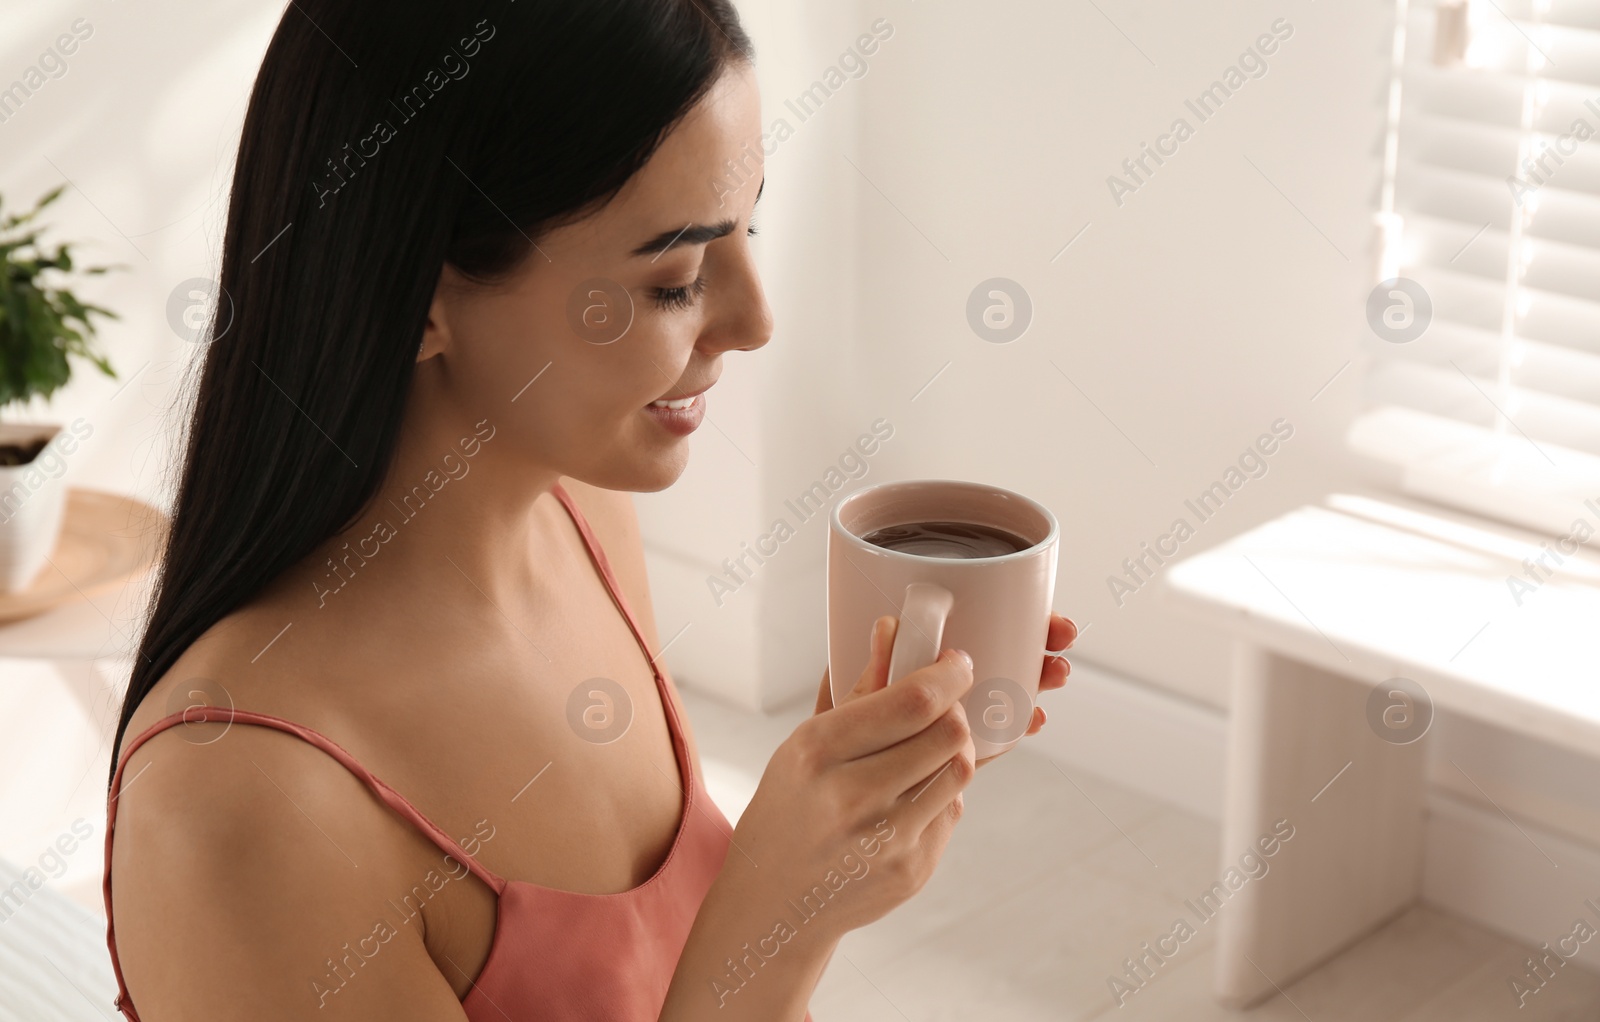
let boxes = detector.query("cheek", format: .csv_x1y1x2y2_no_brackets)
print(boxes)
456,285,697,468
523,328,684,449
603,318,696,405
458,290,566,394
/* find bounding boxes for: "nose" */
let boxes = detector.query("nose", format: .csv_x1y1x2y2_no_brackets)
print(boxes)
699,244,773,355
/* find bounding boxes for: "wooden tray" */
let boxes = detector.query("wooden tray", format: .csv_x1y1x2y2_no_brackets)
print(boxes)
0,488,167,624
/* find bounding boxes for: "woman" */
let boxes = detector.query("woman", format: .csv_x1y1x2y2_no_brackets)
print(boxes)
103,2,1077,1019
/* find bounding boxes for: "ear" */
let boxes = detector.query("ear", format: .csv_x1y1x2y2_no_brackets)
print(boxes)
418,266,458,363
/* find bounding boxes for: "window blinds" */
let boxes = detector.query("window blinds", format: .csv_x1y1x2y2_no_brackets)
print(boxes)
1351,0,1600,536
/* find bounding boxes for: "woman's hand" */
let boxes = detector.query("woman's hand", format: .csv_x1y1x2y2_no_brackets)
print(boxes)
665,620,977,1019
723,616,977,947
813,612,1078,768
678,611,1077,1014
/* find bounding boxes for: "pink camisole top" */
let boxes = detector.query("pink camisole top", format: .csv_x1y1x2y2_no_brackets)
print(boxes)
102,482,812,1021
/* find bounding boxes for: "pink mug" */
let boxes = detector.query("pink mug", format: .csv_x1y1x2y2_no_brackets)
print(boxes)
827,479,1060,760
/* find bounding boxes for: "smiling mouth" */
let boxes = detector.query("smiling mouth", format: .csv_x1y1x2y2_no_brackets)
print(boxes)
649,395,699,410
648,380,714,409
643,390,707,436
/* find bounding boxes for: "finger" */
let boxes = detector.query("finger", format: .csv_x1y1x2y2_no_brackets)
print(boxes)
975,707,1047,770
845,616,898,704
844,700,973,807
893,786,964,869
1046,614,1078,651
1038,654,1070,691
896,747,974,840
824,649,975,761
820,613,897,715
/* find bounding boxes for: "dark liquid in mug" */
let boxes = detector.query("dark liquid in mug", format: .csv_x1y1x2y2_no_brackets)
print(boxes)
861,520,1033,559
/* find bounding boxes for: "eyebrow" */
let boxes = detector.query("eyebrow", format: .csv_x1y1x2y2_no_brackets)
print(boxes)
631,177,764,259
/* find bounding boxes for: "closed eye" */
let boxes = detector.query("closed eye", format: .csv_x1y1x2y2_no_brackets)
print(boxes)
651,211,757,311
651,275,708,312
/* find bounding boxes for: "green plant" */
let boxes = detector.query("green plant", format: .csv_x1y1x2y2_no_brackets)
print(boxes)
0,184,120,414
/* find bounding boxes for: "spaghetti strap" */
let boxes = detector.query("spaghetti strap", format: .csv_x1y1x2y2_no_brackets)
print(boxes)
548,481,696,803
549,482,669,688
108,708,507,892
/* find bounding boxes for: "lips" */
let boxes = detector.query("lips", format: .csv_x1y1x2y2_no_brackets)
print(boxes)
650,394,699,410
643,391,707,437
648,380,715,409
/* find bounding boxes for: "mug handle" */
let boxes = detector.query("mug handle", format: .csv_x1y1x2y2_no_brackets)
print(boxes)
885,582,956,686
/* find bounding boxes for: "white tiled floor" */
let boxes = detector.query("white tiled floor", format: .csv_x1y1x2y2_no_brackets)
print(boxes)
680,688,1600,1022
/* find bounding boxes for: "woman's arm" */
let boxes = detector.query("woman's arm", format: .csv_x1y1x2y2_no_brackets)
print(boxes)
109,724,475,1021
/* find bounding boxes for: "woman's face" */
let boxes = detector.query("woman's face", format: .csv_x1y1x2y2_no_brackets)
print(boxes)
418,62,771,493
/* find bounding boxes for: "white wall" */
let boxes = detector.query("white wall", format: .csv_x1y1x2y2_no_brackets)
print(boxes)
633,0,1600,864
844,0,1389,711
642,0,1394,712
0,0,281,520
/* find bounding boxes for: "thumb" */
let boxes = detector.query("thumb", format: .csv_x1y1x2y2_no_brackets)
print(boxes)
845,615,898,704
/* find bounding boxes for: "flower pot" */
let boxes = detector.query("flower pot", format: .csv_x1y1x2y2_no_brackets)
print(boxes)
0,423,70,593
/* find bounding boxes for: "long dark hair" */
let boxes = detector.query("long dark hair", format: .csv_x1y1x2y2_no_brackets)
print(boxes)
111,0,754,778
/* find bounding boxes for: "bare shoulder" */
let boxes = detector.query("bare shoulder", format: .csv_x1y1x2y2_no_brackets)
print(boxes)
108,708,467,1019
121,609,272,741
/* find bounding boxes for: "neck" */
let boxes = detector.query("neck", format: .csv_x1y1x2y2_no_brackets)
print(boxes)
284,390,567,621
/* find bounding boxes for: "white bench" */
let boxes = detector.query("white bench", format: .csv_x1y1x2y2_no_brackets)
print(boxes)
1164,492,1600,1007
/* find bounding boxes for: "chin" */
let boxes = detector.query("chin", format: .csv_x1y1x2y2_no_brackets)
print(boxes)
634,450,691,492
582,444,690,493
